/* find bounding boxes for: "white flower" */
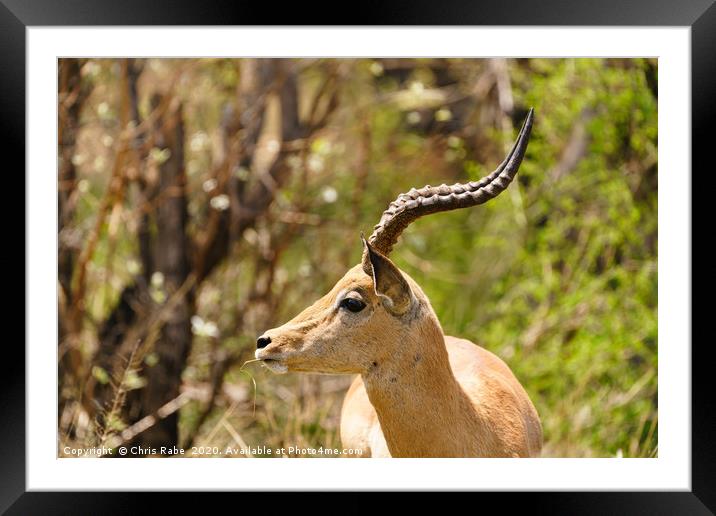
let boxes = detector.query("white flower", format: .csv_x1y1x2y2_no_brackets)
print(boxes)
191,316,220,338
97,102,110,117
243,228,258,245
298,262,312,277
321,186,338,204
406,111,421,125
210,194,230,211
275,267,288,284
126,259,140,275
409,81,425,95
82,61,101,78
266,139,280,153
151,271,164,288
190,132,210,152
202,178,218,192
307,154,325,173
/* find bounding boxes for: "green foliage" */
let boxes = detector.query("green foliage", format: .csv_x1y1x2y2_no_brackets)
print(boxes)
398,59,658,457
64,58,657,457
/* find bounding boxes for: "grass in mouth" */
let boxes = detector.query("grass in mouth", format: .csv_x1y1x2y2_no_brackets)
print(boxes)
239,359,261,417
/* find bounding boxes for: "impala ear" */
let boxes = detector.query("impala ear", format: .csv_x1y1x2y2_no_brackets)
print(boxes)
361,236,412,316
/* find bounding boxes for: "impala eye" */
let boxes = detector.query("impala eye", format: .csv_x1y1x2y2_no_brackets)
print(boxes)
340,297,366,313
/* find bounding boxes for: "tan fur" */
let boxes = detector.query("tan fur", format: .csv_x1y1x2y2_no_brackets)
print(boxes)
257,259,543,458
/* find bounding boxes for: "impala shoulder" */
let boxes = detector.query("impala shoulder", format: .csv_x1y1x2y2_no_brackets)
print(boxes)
445,336,517,380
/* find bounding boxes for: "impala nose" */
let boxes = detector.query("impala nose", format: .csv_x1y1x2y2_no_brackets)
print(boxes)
256,335,272,349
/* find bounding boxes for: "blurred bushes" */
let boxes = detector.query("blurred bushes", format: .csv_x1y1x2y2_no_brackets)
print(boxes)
59,58,656,457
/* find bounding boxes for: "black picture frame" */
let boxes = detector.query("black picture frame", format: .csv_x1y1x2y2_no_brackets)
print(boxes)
4,0,714,513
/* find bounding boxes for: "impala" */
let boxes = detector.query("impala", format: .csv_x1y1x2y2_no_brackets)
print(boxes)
256,109,542,457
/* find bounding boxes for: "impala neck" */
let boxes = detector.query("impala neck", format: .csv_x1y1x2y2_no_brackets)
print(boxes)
361,315,485,457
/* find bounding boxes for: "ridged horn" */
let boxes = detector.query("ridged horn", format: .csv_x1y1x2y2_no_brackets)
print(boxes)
368,108,534,256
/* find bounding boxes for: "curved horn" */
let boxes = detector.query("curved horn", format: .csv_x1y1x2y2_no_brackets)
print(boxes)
368,108,534,256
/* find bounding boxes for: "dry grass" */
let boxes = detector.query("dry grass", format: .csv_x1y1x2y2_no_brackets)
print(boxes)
180,365,352,458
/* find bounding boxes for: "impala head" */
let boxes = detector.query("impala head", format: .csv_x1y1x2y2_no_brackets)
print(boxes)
255,109,534,375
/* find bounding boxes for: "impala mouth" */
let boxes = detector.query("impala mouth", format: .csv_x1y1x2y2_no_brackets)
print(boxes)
261,358,288,374
254,349,289,374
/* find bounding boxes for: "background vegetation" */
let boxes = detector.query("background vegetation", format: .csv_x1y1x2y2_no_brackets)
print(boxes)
58,58,657,458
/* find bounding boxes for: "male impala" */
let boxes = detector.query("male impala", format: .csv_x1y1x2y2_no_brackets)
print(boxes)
256,110,542,457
